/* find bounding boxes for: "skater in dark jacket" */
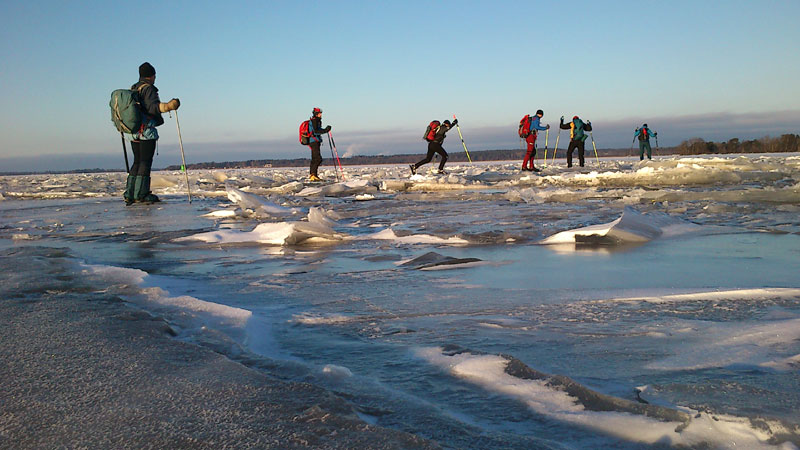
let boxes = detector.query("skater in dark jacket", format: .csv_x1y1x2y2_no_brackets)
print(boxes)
410,119,457,175
123,62,180,204
559,115,592,168
307,107,331,181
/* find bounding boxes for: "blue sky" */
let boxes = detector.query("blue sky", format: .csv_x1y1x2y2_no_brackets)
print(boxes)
1,0,798,171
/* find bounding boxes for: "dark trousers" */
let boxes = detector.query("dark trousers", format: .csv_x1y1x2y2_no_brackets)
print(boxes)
130,140,157,176
414,141,448,171
522,133,537,169
309,141,323,175
639,141,652,160
567,140,585,167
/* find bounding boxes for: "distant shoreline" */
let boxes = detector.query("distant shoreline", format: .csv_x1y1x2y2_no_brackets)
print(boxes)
0,147,675,176
2,147,675,176
3,136,799,176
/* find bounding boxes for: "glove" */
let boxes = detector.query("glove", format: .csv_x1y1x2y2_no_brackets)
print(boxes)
546,124,550,130
159,98,180,113
452,119,458,125
654,132,658,136
324,125,331,133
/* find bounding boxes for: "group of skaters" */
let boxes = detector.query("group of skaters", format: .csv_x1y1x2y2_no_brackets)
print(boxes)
113,62,660,204
518,111,593,172
406,111,657,176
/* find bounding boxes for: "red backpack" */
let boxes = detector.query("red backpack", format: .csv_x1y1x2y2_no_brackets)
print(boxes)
424,120,441,141
518,115,532,138
299,120,312,145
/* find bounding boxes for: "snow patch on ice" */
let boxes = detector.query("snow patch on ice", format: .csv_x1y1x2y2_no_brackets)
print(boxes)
292,313,355,325
366,228,469,245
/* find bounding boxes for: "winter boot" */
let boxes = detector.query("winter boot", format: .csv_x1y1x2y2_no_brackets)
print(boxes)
133,175,160,203
123,175,136,205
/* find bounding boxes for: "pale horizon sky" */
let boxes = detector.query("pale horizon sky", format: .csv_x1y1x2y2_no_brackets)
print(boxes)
1,0,799,172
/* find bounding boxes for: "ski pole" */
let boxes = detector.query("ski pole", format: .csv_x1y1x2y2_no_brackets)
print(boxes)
326,134,338,182
543,128,549,168
587,125,598,165
172,110,191,203
120,132,130,172
329,131,344,181
655,135,659,155
553,127,561,166
328,131,339,183
630,133,636,158
334,132,345,180
452,114,472,163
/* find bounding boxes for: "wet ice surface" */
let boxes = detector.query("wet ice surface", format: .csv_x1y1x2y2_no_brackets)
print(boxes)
2,154,800,448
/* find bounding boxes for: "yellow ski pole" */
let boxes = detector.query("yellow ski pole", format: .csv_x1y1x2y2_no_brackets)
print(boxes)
452,114,472,163
552,129,560,166
589,131,599,165
542,128,549,168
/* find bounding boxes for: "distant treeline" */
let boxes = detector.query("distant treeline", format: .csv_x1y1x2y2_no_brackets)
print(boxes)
674,134,800,155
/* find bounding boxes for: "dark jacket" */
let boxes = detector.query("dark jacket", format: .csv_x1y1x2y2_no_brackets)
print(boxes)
132,78,164,127
308,116,331,143
560,118,592,142
431,124,452,144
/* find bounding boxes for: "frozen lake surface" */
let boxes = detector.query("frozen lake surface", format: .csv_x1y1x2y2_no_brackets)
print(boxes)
2,154,799,448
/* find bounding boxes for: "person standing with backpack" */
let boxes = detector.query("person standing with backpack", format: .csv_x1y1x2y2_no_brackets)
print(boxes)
305,107,331,181
634,123,657,160
410,119,457,175
519,110,550,172
559,115,592,168
122,62,180,204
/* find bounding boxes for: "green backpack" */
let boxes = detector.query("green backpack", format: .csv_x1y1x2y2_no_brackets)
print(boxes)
109,85,146,134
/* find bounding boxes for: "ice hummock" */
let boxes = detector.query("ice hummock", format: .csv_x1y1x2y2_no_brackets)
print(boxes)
539,207,701,246
178,207,345,245
397,251,483,270
417,347,799,448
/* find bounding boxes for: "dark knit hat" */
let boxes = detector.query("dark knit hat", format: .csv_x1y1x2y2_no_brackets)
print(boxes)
139,62,156,78
536,109,544,116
